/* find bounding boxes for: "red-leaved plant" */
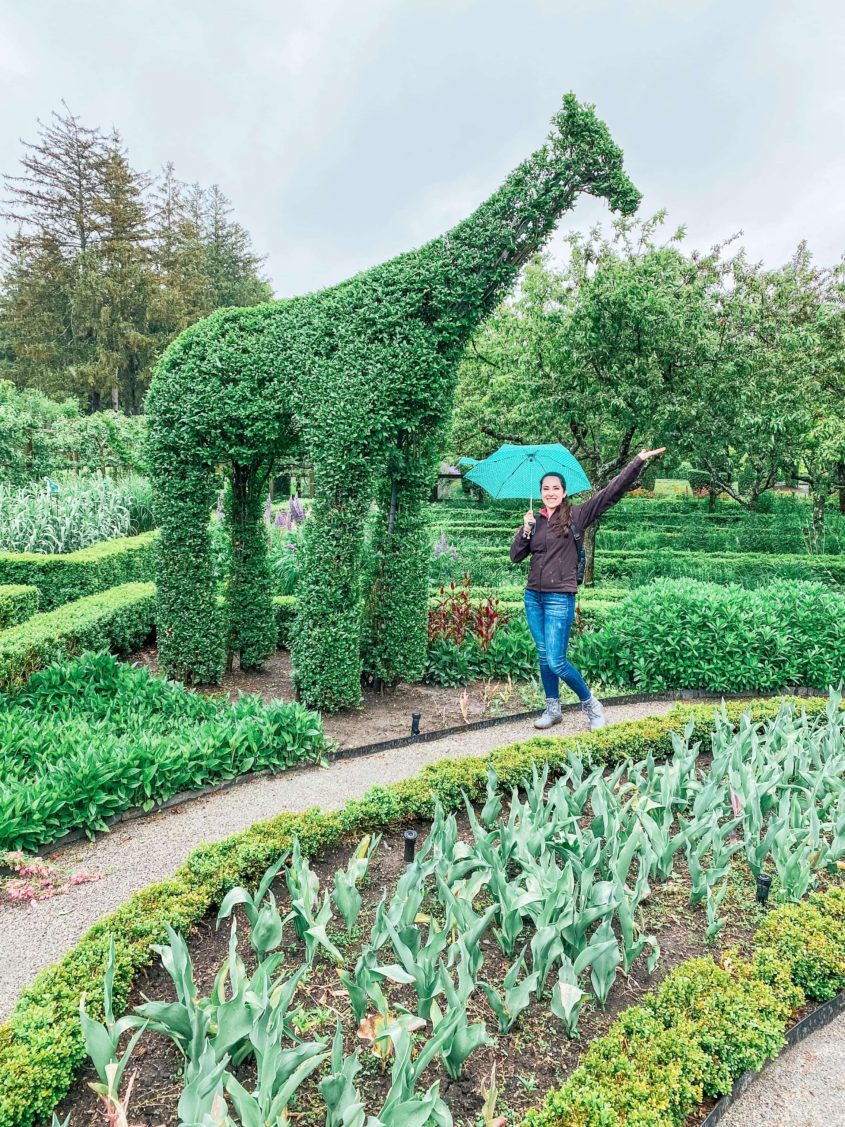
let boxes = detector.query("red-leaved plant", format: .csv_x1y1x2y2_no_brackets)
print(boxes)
471,595,510,652
428,575,509,651
428,575,474,645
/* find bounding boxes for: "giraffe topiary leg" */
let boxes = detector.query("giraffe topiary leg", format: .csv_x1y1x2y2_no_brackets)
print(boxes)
290,442,371,711
226,461,277,672
153,458,227,684
362,438,436,688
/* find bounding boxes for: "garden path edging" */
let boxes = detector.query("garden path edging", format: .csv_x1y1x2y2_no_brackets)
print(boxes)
702,992,845,1126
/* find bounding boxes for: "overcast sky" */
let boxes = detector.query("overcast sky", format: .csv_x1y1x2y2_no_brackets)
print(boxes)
2,0,845,297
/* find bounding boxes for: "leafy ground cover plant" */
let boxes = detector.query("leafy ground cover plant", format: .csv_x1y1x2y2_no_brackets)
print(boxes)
54,693,845,1126
0,651,325,851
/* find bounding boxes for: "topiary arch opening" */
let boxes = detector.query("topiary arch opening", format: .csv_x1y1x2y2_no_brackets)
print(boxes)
146,93,640,712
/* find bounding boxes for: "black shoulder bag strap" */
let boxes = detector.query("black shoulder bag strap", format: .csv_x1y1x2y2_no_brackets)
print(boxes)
571,520,586,587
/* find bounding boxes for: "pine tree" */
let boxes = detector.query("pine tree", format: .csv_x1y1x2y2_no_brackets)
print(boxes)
1,107,273,409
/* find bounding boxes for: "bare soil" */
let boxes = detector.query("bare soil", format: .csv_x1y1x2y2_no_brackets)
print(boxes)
54,808,781,1127
127,644,540,751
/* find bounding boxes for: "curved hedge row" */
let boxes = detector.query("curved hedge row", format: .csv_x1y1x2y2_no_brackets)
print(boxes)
0,694,833,1127
0,582,156,691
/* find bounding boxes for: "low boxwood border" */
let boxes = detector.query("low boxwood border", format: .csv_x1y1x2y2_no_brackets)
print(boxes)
0,586,38,631
0,693,835,1127
0,532,157,612
0,583,156,691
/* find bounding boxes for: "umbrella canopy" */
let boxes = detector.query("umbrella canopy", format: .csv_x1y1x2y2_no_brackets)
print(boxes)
466,443,591,506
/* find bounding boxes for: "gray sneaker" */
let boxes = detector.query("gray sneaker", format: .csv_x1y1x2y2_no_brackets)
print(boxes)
534,697,562,729
581,694,606,731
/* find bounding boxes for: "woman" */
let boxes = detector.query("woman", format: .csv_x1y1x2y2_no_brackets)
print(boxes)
510,447,666,731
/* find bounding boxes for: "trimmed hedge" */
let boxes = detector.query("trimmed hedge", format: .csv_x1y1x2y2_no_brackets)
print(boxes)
0,693,834,1127
0,582,155,691
0,531,157,611
0,586,38,631
595,548,845,587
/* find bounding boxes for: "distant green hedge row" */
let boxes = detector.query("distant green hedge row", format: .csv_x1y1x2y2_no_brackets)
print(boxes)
0,694,833,1127
438,544,845,588
0,585,38,631
0,531,157,611
0,582,155,690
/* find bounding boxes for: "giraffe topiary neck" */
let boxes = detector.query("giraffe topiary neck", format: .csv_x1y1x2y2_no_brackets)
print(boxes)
417,93,641,340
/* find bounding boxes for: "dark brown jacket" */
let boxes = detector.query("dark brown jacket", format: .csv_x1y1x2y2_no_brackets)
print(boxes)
509,456,644,592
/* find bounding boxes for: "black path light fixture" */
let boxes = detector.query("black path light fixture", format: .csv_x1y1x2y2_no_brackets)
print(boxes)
756,872,772,904
404,829,418,863
411,713,421,738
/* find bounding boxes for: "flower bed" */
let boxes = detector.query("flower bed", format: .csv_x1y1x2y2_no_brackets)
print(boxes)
49,694,845,1125
0,693,837,1127
0,652,325,852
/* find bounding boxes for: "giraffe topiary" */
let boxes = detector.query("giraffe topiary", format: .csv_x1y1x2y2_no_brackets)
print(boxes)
146,93,640,711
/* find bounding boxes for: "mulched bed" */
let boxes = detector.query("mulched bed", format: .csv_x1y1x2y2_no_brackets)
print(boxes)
126,644,542,750
54,808,777,1127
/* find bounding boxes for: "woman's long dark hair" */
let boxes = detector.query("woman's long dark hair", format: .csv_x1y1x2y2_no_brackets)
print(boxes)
541,473,574,537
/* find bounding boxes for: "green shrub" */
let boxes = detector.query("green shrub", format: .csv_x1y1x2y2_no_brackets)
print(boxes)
0,582,155,690
0,694,835,1127
575,578,845,693
273,595,297,648
0,585,38,630
754,902,845,1001
0,652,325,851
0,531,157,611
645,959,786,1096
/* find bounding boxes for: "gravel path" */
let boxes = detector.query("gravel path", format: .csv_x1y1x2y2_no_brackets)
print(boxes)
719,1013,845,1126
0,699,676,1021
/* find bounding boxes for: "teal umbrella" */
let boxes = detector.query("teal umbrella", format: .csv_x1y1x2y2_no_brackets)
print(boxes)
466,443,591,507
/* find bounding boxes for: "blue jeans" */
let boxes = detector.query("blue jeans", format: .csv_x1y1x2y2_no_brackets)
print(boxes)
524,590,591,703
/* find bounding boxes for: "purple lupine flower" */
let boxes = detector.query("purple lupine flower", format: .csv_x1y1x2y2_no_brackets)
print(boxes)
275,509,285,528
290,494,306,524
434,530,455,558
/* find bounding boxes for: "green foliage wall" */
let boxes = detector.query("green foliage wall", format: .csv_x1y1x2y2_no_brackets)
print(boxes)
147,94,641,710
